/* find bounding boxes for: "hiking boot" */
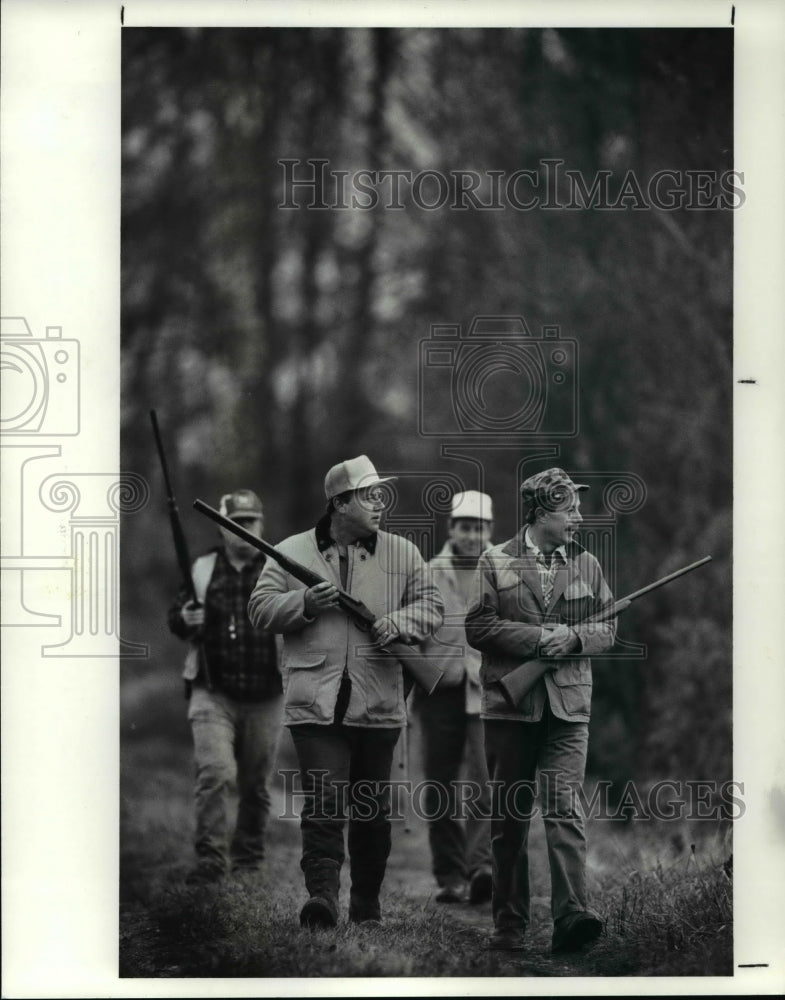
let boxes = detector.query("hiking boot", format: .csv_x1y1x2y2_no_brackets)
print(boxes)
468,867,493,904
435,879,466,904
349,891,382,924
185,863,225,887
349,863,385,923
551,911,603,954
300,859,341,929
300,895,339,928
485,926,526,951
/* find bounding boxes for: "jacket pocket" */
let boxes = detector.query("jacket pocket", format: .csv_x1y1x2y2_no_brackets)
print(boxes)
562,580,595,624
284,655,326,709
550,661,592,715
363,657,400,717
564,579,594,600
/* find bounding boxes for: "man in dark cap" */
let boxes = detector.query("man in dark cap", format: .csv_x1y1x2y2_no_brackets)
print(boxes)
465,468,617,954
168,489,283,885
248,456,443,928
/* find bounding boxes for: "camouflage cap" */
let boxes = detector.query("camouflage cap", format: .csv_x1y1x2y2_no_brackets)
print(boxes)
219,489,263,520
520,467,589,512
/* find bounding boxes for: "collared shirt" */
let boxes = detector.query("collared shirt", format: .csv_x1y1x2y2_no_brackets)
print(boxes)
523,527,567,608
168,548,281,702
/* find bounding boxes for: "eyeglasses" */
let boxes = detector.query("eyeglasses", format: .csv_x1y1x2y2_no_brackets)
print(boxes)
354,486,387,508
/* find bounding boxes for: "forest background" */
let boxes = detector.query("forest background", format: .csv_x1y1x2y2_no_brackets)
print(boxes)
121,27,733,794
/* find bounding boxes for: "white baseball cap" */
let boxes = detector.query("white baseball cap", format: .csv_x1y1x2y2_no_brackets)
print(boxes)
324,455,397,499
451,490,494,521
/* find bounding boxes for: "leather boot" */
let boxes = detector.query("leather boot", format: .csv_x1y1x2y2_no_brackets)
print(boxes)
349,864,384,923
300,859,341,929
349,889,381,923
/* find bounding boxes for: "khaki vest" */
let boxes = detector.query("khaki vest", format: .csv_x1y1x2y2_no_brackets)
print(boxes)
182,552,217,681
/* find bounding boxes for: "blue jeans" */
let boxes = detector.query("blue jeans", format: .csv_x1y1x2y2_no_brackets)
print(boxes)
416,684,491,886
187,686,283,871
484,706,590,930
289,722,400,897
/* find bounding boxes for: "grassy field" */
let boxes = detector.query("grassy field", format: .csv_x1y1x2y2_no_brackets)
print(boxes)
120,670,732,979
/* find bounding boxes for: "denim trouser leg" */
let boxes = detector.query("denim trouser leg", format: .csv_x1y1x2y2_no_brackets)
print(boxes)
188,687,283,871
188,688,237,871
484,708,589,930
290,723,351,870
289,723,400,891
347,727,401,897
230,694,284,868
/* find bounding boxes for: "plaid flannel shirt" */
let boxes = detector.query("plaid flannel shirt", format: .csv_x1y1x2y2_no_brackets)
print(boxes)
168,548,282,702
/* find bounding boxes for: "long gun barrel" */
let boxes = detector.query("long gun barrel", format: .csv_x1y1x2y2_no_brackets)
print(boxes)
496,555,712,709
193,499,444,696
150,411,212,689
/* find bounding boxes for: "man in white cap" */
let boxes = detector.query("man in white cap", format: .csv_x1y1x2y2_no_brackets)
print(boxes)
248,456,443,928
414,490,494,906
466,468,617,954
168,489,283,885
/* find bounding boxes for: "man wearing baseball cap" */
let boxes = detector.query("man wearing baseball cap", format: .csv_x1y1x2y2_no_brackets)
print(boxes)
248,456,443,928
414,490,494,906
465,468,617,954
168,489,283,885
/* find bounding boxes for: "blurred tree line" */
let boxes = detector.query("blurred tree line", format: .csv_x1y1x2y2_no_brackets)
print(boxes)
121,28,732,793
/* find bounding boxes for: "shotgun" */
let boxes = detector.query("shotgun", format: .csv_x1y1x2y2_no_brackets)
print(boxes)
150,410,213,690
496,555,712,709
193,499,444,696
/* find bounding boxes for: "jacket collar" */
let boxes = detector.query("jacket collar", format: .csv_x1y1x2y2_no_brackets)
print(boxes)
501,529,584,561
315,513,378,554
500,530,584,613
522,527,567,565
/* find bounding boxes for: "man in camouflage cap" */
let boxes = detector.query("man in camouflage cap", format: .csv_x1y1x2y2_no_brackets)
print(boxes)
466,467,617,954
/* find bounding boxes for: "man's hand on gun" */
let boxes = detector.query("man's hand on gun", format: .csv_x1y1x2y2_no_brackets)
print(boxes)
181,600,205,634
304,582,400,648
370,616,401,648
539,623,579,659
304,581,341,617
